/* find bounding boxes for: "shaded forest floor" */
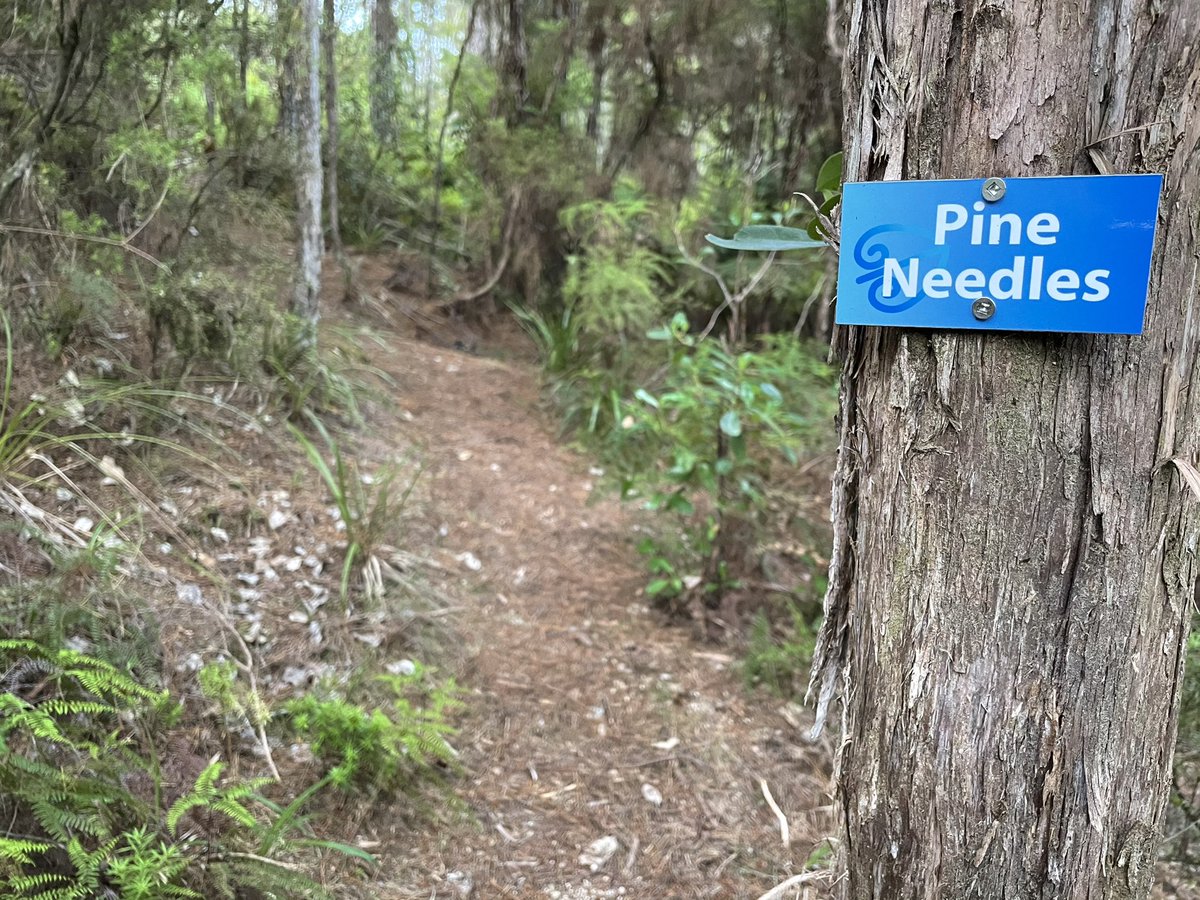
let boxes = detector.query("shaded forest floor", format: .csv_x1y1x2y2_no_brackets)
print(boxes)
11,249,1199,898
329,268,838,897
333,266,1200,899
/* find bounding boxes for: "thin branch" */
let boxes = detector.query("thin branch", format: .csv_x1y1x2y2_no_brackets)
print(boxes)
124,178,171,245
755,871,824,900
675,228,778,342
431,188,522,308
792,273,827,337
676,229,734,305
0,224,169,271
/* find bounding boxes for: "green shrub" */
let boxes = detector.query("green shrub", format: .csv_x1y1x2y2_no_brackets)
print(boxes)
262,314,366,422
283,663,462,794
560,187,671,342
617,315,837,601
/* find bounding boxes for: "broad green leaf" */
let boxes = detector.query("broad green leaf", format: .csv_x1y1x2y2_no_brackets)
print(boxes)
760,382,783,402
817,152,844,195
669,450,697,476
705,225,826,252
719,411,743,437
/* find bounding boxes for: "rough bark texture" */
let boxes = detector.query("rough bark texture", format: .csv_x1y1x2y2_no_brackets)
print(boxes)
809,2,1200,898
290,0,323,336
321,0,342,258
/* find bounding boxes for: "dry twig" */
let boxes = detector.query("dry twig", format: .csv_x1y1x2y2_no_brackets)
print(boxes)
754,871,823,900
760,777,790,848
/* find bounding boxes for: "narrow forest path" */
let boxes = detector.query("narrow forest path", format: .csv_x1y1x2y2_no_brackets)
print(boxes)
344,319,836,900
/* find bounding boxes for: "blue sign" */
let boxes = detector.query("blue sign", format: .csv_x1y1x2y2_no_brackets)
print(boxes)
835,174,1161,334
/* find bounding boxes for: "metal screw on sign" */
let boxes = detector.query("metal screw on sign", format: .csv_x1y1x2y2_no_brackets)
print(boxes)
982,178,1006,202
972,297,997,321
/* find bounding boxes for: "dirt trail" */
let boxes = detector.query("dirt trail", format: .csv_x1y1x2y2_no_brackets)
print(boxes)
356,326,834,899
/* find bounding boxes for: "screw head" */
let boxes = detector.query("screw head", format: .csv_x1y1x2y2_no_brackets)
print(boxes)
982,177,1006,202
972,297,997,321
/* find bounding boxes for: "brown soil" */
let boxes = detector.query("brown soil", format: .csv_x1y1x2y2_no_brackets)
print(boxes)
327,296,837,897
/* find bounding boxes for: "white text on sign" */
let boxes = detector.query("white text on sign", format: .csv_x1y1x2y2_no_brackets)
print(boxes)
883,201,1111,303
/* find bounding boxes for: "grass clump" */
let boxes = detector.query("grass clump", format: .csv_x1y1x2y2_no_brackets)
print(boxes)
289,413,422,603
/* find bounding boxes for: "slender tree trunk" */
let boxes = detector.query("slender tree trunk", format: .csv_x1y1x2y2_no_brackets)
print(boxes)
810,4,1200,898
427,0,481,297
203,82,216,137
585,20,605,146
320,0,342,258
238,0,249,102
290,0,323,341
502,0,528,125
229,0,250,185
539,0,580,118
369,0,399,143
277,2,300,138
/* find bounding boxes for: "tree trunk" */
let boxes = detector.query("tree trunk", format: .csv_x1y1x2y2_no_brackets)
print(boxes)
810,3,1200,899
233,0,250,185
238,0,250,102
585,20,605,147
277,1,300,138
369,0,399,144
501,0,528,125
321,0,342,258
539,0,580,118
290,0,323,341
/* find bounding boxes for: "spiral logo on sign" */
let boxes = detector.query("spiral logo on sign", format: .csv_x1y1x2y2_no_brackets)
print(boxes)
853,225,925,313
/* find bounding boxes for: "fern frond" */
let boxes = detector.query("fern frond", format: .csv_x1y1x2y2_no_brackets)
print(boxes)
7,871,72,897
0,837,52,866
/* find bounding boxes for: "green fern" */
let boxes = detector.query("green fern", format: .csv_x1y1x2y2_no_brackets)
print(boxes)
167,761,268,836
0,837,51,867
0,639,338,899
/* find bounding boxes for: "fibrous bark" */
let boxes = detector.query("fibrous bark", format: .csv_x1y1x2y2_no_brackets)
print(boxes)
810,3,1200,898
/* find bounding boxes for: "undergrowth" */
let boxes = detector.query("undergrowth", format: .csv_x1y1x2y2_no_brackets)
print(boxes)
0,638,350,899
0,295,456,898
284,665,463,795
288,412,423,603
743,604,819,696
